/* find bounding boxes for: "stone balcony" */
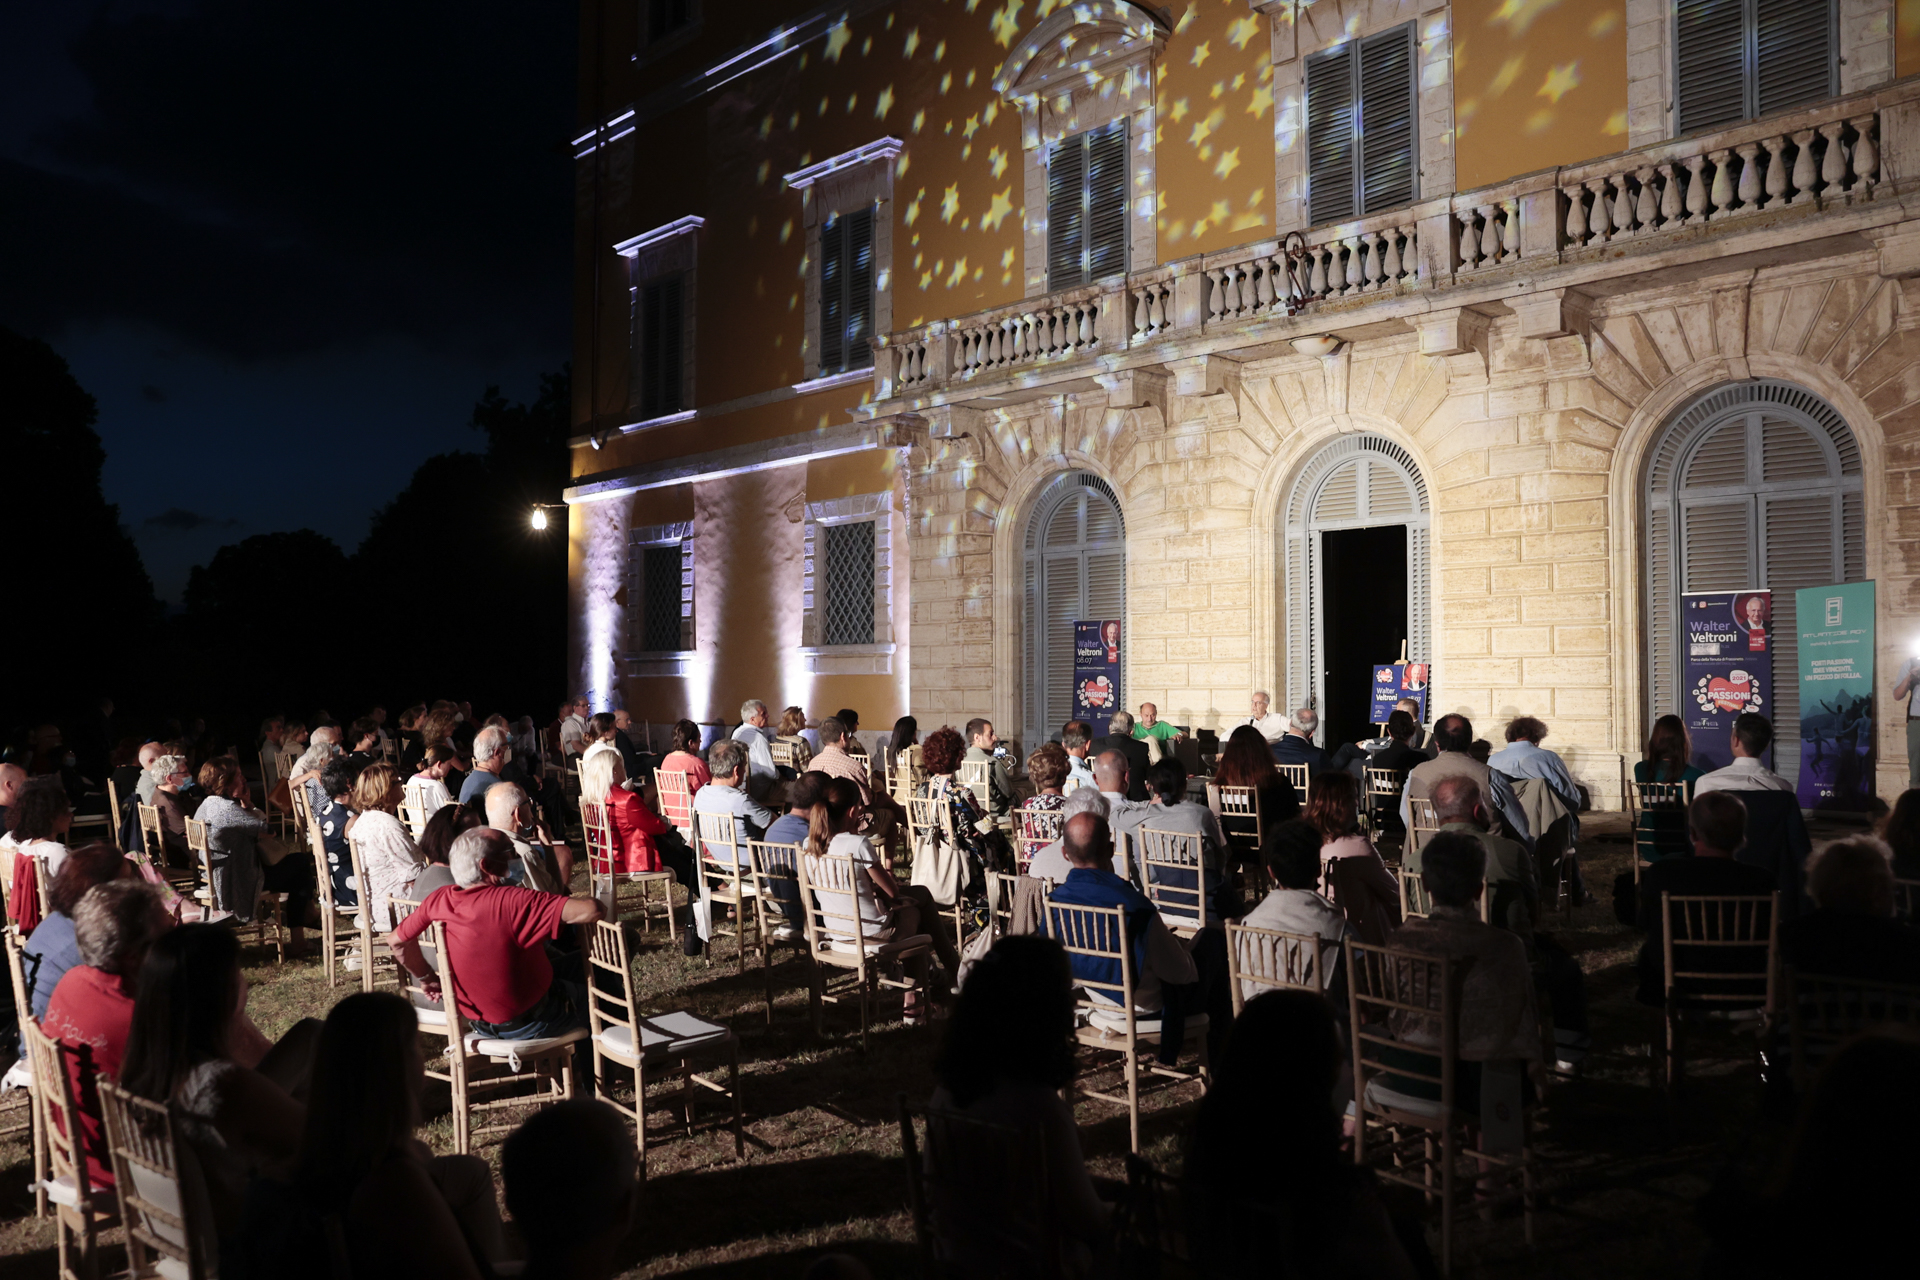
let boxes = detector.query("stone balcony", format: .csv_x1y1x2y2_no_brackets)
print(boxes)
871,78,1920,411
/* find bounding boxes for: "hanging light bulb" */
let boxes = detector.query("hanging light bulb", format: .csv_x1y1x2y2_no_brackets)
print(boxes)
531,507,549,531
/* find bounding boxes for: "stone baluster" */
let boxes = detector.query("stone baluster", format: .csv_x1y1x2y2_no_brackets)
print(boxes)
1254,256,1277,310
1402,226,1420,280
1851,115,1877,195
1761,137,1789,209
1563,184,1588,246
1499,199,1519,261
1475,206,1498,264
1458,207,1482,269
1658,161,1683,225
1352,236,1373,290
1149,288,1166,334
1733,142,1762,212
1081,304,1097,348
1610,178,1634,238
1306,246,1327,298
1204,270,1224,322
1340,237,1362,295
1818,122,1847,198
1789,129,1818,205
1585,177,1613,243
1633,166,1658,231
1707,149,1735,219
1382,231,1403,284
1684,153,1712,223
1221,265,1241,316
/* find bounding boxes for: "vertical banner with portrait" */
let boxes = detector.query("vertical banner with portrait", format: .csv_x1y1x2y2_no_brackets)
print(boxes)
1369,662,1431,725
1073,621,1122,720
1681,590,1773,773
1794,581,1875,811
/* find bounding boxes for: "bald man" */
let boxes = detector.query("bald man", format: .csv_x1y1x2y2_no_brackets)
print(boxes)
486,782,574,892
1092,750,1152,881
0,762,25,829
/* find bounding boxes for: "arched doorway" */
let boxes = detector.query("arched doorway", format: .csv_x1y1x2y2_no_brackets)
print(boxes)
1023,472,1126,745
1283,434,1432,745
1643,380,1865,780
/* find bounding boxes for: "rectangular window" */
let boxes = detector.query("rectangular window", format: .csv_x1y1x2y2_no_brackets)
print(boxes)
635,273,684,418
639,544,685,651
648,0,692,42
819,207,875,374
1305,23,1416,226
1046,120,1127,288
1676,0,1834,135
821,520,876,646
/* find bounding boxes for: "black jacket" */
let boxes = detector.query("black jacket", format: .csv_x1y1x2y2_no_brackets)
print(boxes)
1094,734,1151,801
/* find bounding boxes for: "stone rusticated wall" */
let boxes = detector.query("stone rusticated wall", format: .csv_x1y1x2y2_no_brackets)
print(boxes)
907,251,1920,808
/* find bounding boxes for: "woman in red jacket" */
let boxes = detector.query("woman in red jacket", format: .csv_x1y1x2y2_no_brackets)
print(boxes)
580,750,670,873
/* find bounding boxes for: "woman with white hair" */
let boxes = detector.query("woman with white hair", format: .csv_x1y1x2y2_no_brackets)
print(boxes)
148,753,197,866
344,763,425,933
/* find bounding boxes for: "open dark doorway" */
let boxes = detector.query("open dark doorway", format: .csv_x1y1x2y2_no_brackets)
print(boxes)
1320,525,1407,748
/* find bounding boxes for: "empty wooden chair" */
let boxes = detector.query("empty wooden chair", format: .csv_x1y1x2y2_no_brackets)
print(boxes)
134,805,197,896
583,920,741,1177
420,920,586,1154
1011,804,1063,875
1785,968,1920,1091
3,924,48,1219
892,749,925,806
1406,796,1441,857
23,1015,120,1278
579,798,678,940
654,767,695,837
898,1097,1060,1279
747,840,812,1023
1346,939,1534,1275
1136,826,1211,938
1040,890,1209,1154
694,811,760,974
1660,891,1779,1093
1225,922,1325,1015
98,1079,216,1279
797,845,934,1050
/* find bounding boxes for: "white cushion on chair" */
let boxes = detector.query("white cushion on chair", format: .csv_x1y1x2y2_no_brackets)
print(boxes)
1,1058,30,1092
408,988,446,1027
466,1026,589,1065
1087,1008,1210,1040
823,932,933,958
38,1174,107,1209
1363,1078,1445,1119
156,1259,193,1280
594,1010,732,1062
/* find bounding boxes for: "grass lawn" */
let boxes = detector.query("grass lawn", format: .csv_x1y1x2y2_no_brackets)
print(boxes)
0,809,1842,1277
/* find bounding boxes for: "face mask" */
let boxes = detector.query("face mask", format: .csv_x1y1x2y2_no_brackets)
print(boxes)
502,747,513,764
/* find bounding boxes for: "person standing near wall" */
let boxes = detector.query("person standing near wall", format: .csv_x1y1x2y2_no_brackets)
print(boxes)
1894,654,1920,789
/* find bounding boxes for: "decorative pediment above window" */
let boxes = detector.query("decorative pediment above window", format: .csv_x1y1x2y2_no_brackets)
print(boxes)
993,1,1166,108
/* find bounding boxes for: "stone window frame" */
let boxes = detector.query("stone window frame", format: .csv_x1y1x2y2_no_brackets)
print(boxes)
614,217,702,423
800,490,897,675
785,140,901,383
1626,0,1893,149
627,519,695,677
995,1,1167,298
1258,0,1454,238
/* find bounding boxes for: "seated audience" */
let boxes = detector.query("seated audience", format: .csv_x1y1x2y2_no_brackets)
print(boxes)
1043,813,1198,1018
343,718,381,769
457,725,512,805
257,991,504,1280
23,843,130,1019
193,756,271,923
692,739,777,845
1488,715,1582,840
287,727,342,815
1627,791,1775,1004
127,744,162,807
760,771,827,930
1779,836,1920,983
1695,712,1793,795
43,879,172,1187
390,828,603,1039
1186,989,1422,1279
1634,714,1703,860
929,935,1113,1276
1240,820,1353,997
1138,760,1231,924
1404,713,1531,845
1274,708,1331,776
1304,772,1401,938
1026,788,1109,884
1060,720,1094,789
3,777,75,904
485,783,572,892
314,761,359,906
1369,709,1428,781
1094,713,1150,802
412,804,484,902
731,699,779,801
580,713,621,769
609,709,646,780
1390,832,1541,1075
774,705,814,771
121,925,321,1241
813,716,905,847
887,717,922,785
1879,787,1920,881
399,708,455,778
344,763,425,932
1023,743,1070,812
1418,776,1537,934
657,719,713,801
963,718,1015,820
580,749,697,950
1091,749,1153,876
804,776,960,1018
558,696,591,760
1212,724,1302,839
147,753,198,866
503,1101,637,1280
406,746,459,822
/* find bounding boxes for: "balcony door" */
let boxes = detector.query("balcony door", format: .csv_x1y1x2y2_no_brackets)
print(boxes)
1023,473,1126,746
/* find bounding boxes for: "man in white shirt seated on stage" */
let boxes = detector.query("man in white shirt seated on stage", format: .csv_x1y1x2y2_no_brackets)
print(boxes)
1236,691,1290,745
1694,713,1795,795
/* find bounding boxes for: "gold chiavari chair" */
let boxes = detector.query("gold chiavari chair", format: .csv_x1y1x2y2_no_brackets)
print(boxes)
1010,804,1064,876
1660,891,1779,1093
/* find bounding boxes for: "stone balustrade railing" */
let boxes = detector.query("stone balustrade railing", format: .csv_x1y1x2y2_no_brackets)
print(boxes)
875,81,1904,402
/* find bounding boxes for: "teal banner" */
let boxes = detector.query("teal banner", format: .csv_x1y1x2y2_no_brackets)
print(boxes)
1795,581,1876,811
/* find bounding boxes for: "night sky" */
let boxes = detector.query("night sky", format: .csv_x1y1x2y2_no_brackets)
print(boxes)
1,1,576,602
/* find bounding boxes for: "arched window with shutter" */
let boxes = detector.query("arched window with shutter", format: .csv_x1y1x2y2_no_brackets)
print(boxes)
1643,381,1865,779
1023,473,1126,745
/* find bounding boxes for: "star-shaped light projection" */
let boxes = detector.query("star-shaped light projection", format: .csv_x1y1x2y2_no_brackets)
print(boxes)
1537,61,1580,104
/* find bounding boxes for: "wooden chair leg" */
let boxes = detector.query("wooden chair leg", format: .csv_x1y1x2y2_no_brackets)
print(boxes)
729,1039,744,1161
1125,1049,1141,1155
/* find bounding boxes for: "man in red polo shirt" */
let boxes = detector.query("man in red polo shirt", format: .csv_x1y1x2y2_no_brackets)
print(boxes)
390,827,603,1040
42,879,172,1188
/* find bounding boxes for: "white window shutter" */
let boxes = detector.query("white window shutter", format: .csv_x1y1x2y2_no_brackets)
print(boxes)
1084,122,1128,282
1756,0,1833,117
1358,25,1416,215
1305,43,1356,225
1046,135,1086,287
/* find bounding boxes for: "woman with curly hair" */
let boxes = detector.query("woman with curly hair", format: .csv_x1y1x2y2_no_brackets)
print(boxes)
913,726,998,925
1023,742,1071,812
774,706,814,771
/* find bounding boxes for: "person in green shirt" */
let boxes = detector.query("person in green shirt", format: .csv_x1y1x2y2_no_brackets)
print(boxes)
1132,703,1184,760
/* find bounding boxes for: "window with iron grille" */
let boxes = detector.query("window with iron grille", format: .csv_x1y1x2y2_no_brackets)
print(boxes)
1675,0,1834,135
628,527,693,654
640,545,684,651
1304,23,1416,226
1046,120,1128,288
635,272,685,418
819,207,875,374
821,521,876,646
